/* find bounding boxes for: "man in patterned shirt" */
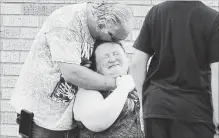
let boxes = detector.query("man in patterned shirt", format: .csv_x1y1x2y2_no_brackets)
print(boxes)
10,2,133,138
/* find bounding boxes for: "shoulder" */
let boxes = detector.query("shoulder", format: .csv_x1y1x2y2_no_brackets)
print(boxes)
74,88,103,120
74,89,104,110
144,4,160,24
76,88,103,101
49,3,86,17
45,3,86,27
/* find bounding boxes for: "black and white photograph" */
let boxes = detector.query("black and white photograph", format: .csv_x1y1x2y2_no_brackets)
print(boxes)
0,0,219,138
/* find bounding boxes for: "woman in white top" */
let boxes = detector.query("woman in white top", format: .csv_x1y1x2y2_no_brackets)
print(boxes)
73,40,144,138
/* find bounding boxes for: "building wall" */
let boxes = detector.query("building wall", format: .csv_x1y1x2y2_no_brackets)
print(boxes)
0,0,218,137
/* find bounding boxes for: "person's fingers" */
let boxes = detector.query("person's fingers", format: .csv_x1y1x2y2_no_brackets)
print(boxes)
131,90,138,97
129,91,138,100
129,94,138,100
216,125,219,134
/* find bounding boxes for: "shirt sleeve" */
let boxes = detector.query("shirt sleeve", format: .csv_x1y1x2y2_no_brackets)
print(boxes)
133,7,154,56
45,27,82,65
208,15,219,63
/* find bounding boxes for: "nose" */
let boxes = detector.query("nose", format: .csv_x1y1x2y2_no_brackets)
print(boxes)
108,55,116,63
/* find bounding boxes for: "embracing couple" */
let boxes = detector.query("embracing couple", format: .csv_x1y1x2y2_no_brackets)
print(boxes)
11,1,218,138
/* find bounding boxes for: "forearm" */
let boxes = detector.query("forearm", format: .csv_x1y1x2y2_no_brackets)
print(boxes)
212,75,218,118
130,49,150,130
130,51,149,107
83,87,129,132
59,63,116,91
131,63,147,130
211,62,219,122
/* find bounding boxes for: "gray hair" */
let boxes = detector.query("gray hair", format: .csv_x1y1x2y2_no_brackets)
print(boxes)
92,3,133,29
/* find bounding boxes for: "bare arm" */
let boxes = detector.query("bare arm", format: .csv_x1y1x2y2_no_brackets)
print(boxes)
130,49,151,129
210,62,219,129
130,49,151,107
45,27,116,91
73,75,135,132
58,62,116,91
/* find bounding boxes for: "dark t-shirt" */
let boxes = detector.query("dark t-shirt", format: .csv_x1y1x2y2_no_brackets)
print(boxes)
134,1,219,123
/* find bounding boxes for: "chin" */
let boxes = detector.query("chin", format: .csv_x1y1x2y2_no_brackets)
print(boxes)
111,75,120,78
110,72,127,78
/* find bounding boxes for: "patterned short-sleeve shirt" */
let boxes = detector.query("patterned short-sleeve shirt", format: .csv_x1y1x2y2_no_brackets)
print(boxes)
10,3,94,131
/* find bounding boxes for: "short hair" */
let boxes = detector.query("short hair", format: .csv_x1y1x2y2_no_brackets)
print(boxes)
93,3,133,29
89,40,125,71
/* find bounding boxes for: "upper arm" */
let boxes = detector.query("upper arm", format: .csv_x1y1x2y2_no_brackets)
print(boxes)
46,27,84,81
57,62,81,82
130,49,151,100
73,89,104,121
46,27,82,65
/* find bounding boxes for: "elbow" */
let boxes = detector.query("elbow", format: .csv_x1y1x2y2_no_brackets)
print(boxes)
73,107,109,132
58,62,80,84
61,69,79,85
81,113,111,132
83,120,110,132
91,126,109,132
61,72,71,83
75,115,108,132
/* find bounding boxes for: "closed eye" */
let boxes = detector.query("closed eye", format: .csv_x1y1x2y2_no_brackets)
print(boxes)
100,55,109,61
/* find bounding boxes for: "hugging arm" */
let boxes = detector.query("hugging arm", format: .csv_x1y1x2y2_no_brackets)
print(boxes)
58,63,116,91
73,75,135,132
46,27,116,91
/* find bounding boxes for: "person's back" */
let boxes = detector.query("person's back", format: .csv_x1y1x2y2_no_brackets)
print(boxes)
147,1,218,91
132,1,219,138
143,0,218,122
